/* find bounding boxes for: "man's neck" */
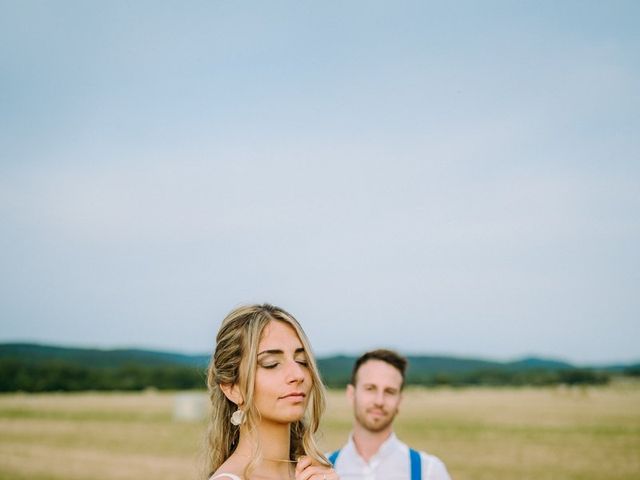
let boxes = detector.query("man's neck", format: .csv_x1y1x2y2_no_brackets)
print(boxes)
351,425,394,462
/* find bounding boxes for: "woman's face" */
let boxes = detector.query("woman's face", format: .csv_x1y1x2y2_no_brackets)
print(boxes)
253,320,312,424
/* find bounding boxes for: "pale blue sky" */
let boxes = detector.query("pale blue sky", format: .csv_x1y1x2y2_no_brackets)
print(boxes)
1,1,638,364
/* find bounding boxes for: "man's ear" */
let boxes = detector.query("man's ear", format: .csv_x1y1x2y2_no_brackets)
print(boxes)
346,383,355,407
219,383,244,406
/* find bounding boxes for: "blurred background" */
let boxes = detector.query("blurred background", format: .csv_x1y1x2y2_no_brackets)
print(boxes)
1,1,639,479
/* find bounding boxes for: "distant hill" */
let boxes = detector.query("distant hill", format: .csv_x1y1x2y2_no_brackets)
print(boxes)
0,343,579,372
503,356,574,371
0,343,210,369
1,343,635,391
316,354,575,386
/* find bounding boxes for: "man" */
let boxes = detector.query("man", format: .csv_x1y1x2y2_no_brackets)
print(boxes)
329,349,451,480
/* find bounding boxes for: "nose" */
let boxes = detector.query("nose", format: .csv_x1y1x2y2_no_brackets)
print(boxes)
286,359,305,384
373,391,384,406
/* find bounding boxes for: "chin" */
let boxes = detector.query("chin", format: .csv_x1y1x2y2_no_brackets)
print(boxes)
271,415,304,425
364,418,391,432
286,408,307,421
266,408,306,424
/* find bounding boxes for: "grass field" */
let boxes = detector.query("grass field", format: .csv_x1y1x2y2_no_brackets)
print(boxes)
1,383,639,480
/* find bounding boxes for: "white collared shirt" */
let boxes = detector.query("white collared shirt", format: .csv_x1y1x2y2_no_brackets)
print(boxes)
330,432,451,480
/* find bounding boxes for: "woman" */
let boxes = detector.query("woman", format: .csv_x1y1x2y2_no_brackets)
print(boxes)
204,303,339,480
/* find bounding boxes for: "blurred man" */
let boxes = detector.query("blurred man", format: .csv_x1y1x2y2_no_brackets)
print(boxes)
329,349,451,480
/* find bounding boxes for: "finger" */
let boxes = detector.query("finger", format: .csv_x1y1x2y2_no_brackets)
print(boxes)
295,455,313,474
309,469,337,480
322,468,338,480
295,465,336,480
295,465,321,480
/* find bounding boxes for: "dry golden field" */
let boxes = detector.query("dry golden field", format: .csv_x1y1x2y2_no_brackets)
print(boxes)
1,383,639,480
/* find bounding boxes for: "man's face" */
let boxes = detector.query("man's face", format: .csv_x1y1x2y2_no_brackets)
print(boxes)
347,359,403,433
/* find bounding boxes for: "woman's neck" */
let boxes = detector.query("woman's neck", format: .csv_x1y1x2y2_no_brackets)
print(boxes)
234,420,293,478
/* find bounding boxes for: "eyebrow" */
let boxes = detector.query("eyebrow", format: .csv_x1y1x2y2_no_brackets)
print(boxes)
257,347,306,357
363,383,398,390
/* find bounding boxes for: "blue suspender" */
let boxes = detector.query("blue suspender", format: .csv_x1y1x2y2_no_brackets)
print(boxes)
409,448,422,480
328,447,422,480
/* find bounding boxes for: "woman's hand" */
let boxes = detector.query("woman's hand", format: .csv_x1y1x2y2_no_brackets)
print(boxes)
295,455,339,480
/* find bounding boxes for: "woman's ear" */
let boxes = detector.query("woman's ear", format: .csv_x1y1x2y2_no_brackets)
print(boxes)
219,383,244,406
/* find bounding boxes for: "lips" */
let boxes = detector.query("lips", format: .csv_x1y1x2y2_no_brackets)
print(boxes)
280,391,306,399
368,408,386,417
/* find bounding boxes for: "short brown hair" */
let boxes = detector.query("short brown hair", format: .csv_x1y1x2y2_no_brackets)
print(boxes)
350,349,408,388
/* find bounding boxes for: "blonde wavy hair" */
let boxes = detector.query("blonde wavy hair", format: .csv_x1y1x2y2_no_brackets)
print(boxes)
204,304,329,479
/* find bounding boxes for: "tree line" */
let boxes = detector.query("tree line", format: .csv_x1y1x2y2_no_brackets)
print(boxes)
1,357,634,392
0,359,205,392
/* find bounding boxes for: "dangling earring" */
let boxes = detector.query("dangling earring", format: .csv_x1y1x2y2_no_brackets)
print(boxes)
230,408,245,426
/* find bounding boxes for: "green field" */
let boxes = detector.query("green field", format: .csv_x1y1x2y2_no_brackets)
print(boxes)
1,383,639,480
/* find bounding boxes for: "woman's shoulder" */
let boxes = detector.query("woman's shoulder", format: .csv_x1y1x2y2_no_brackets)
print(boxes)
208,474,242,480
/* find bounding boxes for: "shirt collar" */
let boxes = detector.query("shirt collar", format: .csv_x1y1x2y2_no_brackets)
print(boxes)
374,431,400,460
346,431,400,464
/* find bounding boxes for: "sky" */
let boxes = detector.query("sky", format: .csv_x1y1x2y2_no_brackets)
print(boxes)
1,1,639,365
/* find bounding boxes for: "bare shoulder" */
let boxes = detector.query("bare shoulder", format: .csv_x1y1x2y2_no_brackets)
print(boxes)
208,473,242,480
209,461,244,480
209,455,246,480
